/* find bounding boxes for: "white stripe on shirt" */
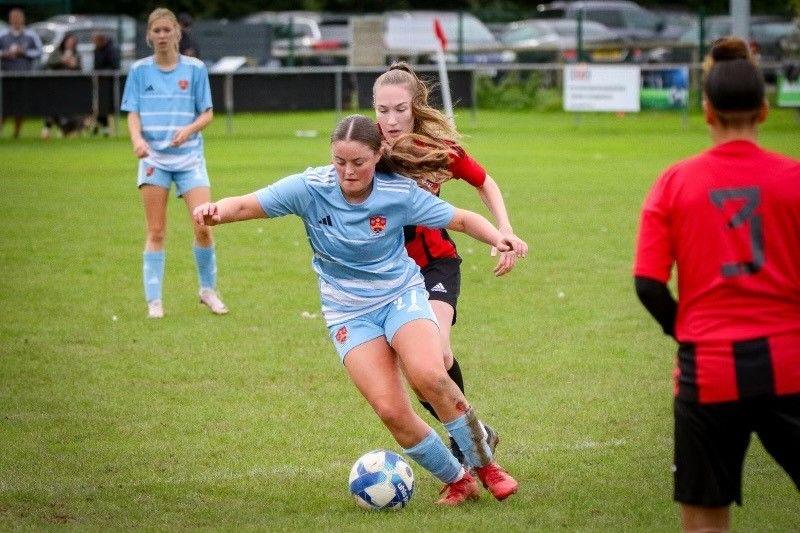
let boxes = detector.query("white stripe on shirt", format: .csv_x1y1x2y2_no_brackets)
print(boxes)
140,112,195,117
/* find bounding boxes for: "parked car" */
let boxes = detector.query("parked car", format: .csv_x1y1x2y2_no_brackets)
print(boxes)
535,1,684,42
676,15,799,79
500,18,628,63
384,11,515,65
243,11,349,65
32,14,136,71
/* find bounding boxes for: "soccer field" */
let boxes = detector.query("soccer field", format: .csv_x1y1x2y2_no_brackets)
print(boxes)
1,109,798,530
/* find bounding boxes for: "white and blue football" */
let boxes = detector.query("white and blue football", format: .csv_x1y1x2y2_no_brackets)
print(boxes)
348,450,414,510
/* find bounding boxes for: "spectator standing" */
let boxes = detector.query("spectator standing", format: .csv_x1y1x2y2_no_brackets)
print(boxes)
0,8,42,138
177,13,199,59
92,32,120,136
41,33,82,139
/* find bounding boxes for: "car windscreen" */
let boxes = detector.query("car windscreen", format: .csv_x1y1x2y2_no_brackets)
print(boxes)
501,24,551,44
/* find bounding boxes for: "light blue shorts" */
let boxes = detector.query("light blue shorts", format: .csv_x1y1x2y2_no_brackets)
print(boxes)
137,159,210,198
328,287,438,363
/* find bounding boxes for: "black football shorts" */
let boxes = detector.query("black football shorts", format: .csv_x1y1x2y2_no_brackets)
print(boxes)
421,257,462,324
673,393,800,506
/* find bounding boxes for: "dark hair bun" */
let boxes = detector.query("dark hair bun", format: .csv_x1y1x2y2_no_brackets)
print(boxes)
711,37,751,62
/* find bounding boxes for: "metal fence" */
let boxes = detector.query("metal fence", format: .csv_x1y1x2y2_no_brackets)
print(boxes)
0,61,788,136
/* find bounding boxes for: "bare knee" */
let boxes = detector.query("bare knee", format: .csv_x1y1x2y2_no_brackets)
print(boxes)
412,371,452,404
372,400,413,433
146,225,166,248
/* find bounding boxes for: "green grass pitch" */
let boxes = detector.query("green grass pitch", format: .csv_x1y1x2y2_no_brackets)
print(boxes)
1,109,799,530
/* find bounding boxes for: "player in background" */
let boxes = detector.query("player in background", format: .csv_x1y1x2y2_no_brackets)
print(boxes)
634,37,800,533
122,8,227,319
192,115,527,506
373,63,525,463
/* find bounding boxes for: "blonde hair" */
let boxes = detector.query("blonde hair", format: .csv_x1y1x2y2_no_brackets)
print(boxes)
146,7,181,52
373,62,458,189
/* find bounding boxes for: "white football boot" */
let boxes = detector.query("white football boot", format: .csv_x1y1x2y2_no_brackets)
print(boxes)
199,289,228,315
147,300,164,319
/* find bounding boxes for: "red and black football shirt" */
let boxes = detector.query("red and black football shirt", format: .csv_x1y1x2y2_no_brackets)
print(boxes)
405,145,487,268
635,139,800,402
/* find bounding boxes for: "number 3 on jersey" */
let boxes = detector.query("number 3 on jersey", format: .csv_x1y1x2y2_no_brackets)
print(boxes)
709,186,764,277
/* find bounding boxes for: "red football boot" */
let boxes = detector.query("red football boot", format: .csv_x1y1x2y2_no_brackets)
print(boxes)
475,463,519,501
435,471,480,506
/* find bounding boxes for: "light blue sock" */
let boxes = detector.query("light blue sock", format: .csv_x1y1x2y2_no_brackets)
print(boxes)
403,430,463,484
444,410,492,468
192,244,217,290
143,250,165,303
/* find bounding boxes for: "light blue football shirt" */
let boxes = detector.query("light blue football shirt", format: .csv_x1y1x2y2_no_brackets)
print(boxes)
121,55,212,171
255,165,456,326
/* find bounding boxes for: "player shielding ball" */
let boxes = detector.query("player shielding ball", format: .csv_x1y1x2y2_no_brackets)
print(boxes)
121,8,227,319
634,38,800,532
373,63,525,462
193,115,527,506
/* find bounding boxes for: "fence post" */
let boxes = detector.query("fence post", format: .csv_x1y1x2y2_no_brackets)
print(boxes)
577,9,585,62
225,74,234,135
697,8,706,110
335,70,343,119
458,11,464,64
91,73,99,119
113,72,121,137
470,67,477,123
287,17,295,67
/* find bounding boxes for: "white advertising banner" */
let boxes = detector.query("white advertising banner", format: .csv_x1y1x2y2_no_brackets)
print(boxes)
563,65,641,112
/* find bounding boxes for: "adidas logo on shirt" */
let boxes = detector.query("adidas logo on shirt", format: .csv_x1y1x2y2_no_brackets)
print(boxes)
430,283,447,293
145,85,155,92
318,215,332,226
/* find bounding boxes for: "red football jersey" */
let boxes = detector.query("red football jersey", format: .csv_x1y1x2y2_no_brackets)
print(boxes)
635,140,800,342
635,140,800,402
406,145,487,268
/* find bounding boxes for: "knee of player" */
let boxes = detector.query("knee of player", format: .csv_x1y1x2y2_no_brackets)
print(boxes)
372,401,413,430
146,226,166,245
412,372,452,401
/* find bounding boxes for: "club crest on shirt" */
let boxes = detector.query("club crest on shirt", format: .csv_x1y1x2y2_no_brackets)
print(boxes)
178,79,189,90
369,215,387,234
335,326,348,344
145,166,155,177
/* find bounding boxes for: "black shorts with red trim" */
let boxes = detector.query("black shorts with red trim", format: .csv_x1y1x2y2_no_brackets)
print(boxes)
673,393,800,506
421,257,462,324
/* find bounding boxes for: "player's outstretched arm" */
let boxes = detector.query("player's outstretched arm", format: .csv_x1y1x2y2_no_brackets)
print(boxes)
193,194,266,226
447,208,527,275
477,175,522,275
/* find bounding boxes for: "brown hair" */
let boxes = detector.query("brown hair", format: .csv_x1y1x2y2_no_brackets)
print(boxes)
331,114,383,151
374,62,460,144
330,114,452,189
703,37,765,128
146,7,181,52
372,62,457,188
